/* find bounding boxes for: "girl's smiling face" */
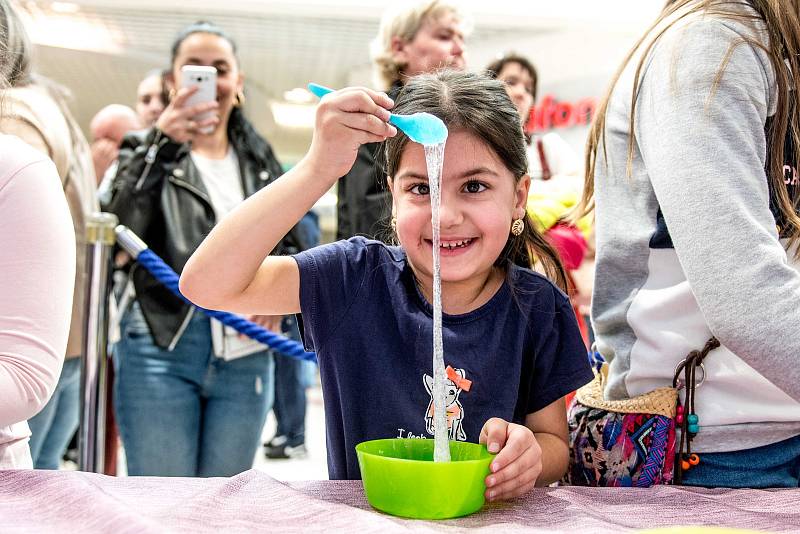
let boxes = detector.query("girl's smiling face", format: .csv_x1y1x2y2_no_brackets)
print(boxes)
389,129,530,297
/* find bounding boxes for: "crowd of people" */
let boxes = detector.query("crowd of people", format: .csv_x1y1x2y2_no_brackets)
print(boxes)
1,0,798,499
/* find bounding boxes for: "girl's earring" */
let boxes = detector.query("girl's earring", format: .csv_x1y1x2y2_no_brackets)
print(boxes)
390,217,397,233
235,90,246,107
511,218,524,236
168,87,177,101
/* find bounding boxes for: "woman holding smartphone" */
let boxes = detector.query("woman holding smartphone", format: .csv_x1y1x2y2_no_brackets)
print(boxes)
106,21,309,477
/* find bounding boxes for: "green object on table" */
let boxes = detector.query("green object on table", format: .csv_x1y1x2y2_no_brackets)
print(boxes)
355,438,494,520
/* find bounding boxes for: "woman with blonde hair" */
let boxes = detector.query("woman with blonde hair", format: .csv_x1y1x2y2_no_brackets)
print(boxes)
336,0,466,241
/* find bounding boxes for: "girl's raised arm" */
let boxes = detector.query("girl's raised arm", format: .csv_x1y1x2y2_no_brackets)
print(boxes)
179,88,396,316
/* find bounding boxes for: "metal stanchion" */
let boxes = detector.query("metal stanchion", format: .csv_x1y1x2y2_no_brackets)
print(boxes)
79,212,118,473
115,225,147,259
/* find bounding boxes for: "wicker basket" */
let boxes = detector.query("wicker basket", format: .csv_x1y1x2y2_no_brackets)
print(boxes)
574,365,678,418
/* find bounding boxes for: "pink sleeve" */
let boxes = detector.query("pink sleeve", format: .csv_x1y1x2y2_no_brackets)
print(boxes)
0,152,76,427
545,223,588,272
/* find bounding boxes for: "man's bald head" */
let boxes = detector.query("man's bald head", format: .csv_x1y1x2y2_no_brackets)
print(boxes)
90,104,142,145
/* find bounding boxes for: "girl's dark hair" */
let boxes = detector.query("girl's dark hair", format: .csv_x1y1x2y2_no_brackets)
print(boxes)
578,0,800,256
385,70,567,291
485,53,538,101
168,21,271,167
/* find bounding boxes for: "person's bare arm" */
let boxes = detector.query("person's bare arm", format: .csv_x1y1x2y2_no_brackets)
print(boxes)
179,88,396,315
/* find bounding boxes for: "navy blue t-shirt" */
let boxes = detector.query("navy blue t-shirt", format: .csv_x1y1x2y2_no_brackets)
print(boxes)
294,237,592,480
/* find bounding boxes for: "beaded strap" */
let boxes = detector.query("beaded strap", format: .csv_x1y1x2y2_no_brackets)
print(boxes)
672,337,720,484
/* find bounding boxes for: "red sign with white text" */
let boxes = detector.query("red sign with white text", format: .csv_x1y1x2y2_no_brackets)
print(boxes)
525,94,597,133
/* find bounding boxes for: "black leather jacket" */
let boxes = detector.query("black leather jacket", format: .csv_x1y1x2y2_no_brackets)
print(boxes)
106,110,309,349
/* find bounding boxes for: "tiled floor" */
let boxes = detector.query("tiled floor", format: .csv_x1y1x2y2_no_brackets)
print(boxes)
253,385,329,481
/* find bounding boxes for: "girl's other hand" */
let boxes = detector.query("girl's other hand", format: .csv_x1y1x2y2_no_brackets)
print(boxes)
156,86,220,144
479,417,542,501
305,87,397,181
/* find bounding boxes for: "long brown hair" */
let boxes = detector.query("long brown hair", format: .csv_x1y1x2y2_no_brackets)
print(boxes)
577,0,800,252
384,70,568,291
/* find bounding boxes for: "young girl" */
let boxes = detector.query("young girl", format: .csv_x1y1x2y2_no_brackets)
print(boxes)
180,71,592,500
579,0,800,487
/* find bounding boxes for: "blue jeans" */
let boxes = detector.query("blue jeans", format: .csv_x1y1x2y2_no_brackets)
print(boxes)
27,357,81,469
113,303,274,477
272,316,316,446
682,435,800,488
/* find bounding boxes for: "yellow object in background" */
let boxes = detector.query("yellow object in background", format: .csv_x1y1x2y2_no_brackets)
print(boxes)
527,189,592,239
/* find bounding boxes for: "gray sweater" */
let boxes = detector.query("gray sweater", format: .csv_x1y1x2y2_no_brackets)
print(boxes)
593,5,800,452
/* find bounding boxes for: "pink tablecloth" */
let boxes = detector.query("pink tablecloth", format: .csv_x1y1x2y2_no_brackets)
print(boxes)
1,469,799,533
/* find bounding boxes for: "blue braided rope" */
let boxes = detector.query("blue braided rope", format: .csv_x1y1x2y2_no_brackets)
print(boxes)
136,248,317,362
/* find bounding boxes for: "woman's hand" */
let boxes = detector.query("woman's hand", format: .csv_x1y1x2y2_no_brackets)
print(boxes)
479,418,542,501
156,86,220,144
246,314,283,333
304,87,397,181
240,315,282,341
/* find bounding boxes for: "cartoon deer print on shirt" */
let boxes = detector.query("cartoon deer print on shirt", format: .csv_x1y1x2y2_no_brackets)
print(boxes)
423,367,469,441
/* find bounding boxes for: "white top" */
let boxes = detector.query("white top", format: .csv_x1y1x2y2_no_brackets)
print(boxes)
527,132,580,182
191,146,262,360
0,135,75,468
191,146,244,222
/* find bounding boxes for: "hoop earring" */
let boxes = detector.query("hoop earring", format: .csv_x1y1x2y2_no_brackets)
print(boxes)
390,217,397,233
511,218,524,236
235,90,245,107
168,87,177,101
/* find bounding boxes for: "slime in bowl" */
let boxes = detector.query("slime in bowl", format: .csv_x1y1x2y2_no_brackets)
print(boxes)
355,438,494,520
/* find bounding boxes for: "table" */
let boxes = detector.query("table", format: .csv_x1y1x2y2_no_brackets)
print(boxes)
1,469,798,532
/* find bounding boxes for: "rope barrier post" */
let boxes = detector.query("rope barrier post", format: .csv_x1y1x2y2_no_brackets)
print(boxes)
79,212,118,473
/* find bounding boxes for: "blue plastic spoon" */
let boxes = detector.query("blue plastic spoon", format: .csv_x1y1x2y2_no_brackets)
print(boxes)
307,83,448,146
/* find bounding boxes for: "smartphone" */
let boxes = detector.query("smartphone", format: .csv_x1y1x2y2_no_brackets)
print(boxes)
180,65,217,134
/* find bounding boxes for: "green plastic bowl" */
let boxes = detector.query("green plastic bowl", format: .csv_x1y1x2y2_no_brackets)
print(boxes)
355,438,493,520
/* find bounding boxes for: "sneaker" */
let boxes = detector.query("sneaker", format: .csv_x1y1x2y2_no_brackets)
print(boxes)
265,442,308,460
264,435,288,450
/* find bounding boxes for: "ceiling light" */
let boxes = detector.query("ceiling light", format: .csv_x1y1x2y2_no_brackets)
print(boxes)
18,7,122,53
283,87,314,104
50,2,79,13
270,101,316,129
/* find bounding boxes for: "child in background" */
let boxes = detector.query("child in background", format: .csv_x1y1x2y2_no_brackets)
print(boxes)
487,53,593,347
180,71,592,500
